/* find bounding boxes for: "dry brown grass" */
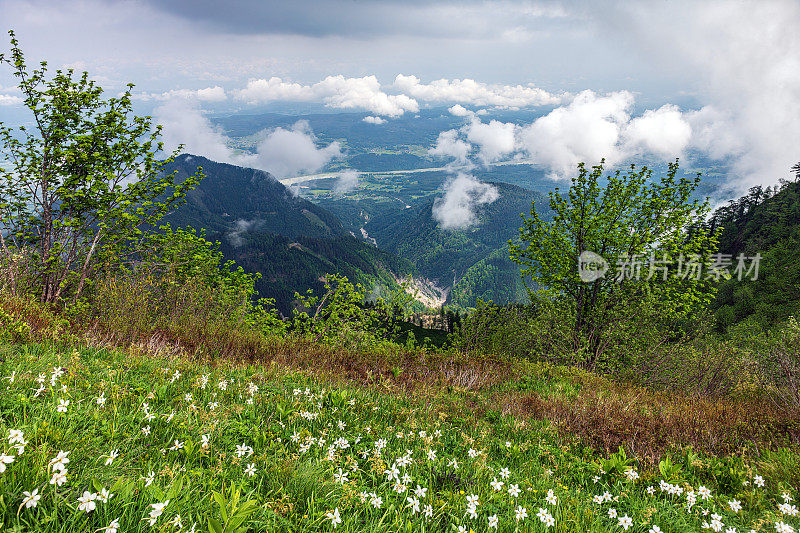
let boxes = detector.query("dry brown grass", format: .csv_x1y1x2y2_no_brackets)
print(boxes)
242,336,518,392
496,379,800,467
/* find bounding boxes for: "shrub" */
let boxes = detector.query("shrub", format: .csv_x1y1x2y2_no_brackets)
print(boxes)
0,306,30,343
758,316,800,414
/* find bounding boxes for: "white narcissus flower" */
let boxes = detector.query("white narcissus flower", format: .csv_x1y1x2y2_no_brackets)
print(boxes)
778,503,798,516
99,518,120,533
245,463,256,477
729,499,742,513
326,508,341,528
370,493,382,509
21,488,40,509
49,450,70,472
50,469,67,486
77,491,97,512
98,487,113,503
56,398,69,412
406,496,420,514
515,506,528,521
508,484,521,498
0,453,14,473
8,429,24,445
619,514,633,530
104,449,119,465
536,507,553,526
148,500,169,526
488,514,498,529
333,468,348,484
545,489,557,505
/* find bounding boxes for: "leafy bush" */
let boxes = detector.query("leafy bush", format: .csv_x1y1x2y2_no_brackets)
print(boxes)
290,274,409,350
0,32,202,303
510,160,718,369
758,316,800,414
452,300,539,359
0,306,30,343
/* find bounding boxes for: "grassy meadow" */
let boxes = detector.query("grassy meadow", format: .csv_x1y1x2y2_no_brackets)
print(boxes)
0,341,797,532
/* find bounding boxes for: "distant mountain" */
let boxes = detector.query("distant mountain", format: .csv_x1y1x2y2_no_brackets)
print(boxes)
160,154,423,314
365,182,550,307
161,154,344,238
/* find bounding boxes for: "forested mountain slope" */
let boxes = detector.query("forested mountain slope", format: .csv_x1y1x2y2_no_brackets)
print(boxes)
160,155,418,314
710,175,800,330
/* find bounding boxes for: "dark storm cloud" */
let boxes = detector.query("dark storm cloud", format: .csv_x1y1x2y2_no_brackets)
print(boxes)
138,0,569,38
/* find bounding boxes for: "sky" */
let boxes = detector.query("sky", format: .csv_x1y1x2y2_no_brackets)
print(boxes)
1,0,799,194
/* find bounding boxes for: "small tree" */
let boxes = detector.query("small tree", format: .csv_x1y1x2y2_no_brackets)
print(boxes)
510,160,718,369
0,31,202,303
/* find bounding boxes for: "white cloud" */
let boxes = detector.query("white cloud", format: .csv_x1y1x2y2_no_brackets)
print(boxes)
232,74,565,117
136,86,227,102
333,169,360,193
432,173,499,230
236,75,418,117
448,104,473,117
250,121,342,178
595,0,800,189
0,94,23,106
464,118,517,164
362,115,387,124
235,77,315,103
429,129,472,164
315,75,419,117
394,74,564,107
433,92,698,178
154,99,235,164
227,219,263,248
516,90,634,177
194,86,227,102
685,106,745,161
623,104,691,158
155,101,340,178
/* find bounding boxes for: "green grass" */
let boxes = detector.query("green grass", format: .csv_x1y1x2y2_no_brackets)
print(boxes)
0,342,797,532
